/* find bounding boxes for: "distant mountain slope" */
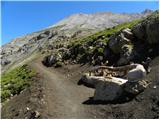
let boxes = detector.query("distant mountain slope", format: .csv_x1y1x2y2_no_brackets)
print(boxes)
1,10,152,72
51,10,152,31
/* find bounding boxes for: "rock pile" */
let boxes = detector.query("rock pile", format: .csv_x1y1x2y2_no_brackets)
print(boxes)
78,63,149,101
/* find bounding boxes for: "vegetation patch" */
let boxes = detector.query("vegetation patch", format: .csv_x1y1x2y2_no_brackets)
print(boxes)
1,65,36,103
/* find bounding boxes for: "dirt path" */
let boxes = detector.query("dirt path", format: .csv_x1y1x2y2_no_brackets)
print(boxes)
30,59,98,118
2,57,158,119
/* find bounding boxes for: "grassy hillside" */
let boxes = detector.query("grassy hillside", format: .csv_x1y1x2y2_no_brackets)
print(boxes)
1,65,36,103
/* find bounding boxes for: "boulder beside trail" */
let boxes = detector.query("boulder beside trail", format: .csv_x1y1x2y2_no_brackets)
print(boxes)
42,53,62,67
42,55,57,67
94,77,128,101
79,74,128,101
79,63,148,101
79,74,149,101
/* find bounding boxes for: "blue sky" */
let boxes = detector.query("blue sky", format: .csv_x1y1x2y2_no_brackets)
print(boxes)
1,1,159,45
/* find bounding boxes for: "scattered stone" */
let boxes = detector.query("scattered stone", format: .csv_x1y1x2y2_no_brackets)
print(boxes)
30,111,40,118
34,111,40,118
153,85,157,89
10,94,13,97
26,107,30,111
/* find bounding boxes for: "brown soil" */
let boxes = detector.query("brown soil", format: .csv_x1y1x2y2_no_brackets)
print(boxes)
1,57,159,119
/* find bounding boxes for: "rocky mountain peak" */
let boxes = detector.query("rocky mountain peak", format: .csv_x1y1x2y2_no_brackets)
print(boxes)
142,9,153,14
50,10,151,31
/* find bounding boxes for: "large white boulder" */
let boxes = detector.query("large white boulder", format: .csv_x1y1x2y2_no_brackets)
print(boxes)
79,74,128,101
93,77,128,101
126,64,146,81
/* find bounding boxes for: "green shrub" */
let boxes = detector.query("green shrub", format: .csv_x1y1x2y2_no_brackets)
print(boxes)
1,90,11,102
98,48,104,55
54,61,63,68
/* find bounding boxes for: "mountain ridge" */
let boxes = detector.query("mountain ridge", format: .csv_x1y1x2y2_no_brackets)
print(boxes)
1,10,153,72
2,9,152,46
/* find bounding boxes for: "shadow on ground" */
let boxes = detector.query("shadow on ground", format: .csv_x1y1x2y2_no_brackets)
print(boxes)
82,92,137,105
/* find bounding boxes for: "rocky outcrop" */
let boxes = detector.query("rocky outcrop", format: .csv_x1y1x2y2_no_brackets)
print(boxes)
108,11,159,65
132,11,159,44
1,59,11,66
108,28,132,54
108,28,135,65
42,53,62,67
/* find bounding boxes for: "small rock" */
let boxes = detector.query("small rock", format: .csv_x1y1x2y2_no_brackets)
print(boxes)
26,107,30,111
153,85,157,89
34,111,40,118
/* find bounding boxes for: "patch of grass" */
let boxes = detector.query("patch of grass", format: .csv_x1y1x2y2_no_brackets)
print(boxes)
1,65,36,103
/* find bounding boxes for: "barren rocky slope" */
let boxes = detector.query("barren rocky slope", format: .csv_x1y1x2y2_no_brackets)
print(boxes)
1,10,151,72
